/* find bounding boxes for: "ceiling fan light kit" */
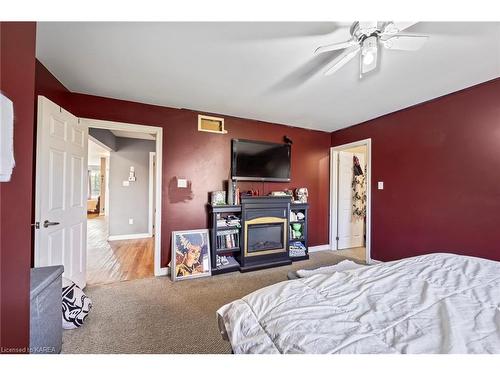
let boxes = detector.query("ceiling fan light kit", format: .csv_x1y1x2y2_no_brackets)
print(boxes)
315,21,428,78
361,35,378,75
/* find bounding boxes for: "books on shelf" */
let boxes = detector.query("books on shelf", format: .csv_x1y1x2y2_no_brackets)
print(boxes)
216,219,240,227
216,229,239,250
216,215,241,228
289,241,307,257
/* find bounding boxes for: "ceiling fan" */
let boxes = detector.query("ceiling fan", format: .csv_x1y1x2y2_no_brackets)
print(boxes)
315,22,429,77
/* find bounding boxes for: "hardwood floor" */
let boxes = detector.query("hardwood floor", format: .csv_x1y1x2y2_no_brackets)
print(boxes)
87,215,154,286
335,247,367,263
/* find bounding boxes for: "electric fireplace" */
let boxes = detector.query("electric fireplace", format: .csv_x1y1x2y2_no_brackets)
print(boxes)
245,218,286,256
239,196,291,271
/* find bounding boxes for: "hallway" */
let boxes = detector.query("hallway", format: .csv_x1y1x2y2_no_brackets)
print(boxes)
87,215,154,285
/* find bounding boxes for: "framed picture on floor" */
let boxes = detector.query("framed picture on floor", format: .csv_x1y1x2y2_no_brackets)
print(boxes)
171,229,212,281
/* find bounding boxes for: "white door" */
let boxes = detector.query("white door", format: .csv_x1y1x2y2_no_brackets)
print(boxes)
337,151,365,249
35,96,88,288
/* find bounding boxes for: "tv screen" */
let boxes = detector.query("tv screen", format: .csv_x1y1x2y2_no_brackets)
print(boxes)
231,139,291,182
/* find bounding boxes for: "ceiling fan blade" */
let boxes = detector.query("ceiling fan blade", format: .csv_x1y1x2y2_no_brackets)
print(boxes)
382,34,429,51
315,39,358,54
382,21,418,35
324,45,360,76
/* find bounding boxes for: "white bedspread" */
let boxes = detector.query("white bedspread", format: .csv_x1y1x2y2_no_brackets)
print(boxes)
217,253,500,353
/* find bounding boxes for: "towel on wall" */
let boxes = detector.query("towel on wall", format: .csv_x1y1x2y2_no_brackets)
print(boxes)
353,155,363,176
0,93,15,182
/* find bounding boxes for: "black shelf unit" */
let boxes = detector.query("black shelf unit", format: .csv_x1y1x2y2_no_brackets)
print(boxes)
208,204,242,275
208,201,310,274
289,202,309,261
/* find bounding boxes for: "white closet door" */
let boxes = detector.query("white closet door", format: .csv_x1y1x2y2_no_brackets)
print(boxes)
35,96,88,288
337,151,365,250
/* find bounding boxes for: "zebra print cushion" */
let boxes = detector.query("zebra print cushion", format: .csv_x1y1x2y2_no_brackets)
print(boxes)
62,278,92,329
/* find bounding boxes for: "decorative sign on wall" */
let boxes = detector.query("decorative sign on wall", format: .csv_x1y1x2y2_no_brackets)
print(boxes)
128,166,136,182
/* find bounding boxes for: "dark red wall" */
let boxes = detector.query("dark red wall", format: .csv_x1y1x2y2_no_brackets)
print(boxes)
35,60,72,108
35,62,331,267
0,22,37,352
331,78,500,262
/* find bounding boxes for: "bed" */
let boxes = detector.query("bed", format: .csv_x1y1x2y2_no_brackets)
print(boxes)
217,253,500,354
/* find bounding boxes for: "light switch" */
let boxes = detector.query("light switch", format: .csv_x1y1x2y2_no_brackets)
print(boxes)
177,178,188,188
129,218,134,225
378,181,384,190
122,181,130,187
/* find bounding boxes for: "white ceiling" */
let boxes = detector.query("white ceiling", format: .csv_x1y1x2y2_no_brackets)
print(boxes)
110,130,155,140
36,22,500,132
88,138,109,166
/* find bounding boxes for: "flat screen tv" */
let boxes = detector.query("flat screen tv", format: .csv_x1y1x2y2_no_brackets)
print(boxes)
231,139,291,182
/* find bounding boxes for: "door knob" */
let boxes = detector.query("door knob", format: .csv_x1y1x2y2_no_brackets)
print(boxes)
43,220,60,228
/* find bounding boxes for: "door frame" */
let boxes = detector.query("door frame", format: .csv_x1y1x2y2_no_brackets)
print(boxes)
81,118,166,277
148,151,156,238
330,138,372,264
88,134,112,216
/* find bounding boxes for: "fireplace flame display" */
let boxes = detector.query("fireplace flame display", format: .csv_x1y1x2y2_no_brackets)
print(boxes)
244,217,287,257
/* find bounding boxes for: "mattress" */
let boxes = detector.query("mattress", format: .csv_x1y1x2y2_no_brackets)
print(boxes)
217,253,500,353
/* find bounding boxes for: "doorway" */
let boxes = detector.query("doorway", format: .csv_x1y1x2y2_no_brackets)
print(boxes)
86,132,157,285
330,139,372,264
34,96,165,288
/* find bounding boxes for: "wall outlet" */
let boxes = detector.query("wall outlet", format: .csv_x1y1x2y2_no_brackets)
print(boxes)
122,181,130,187
128,218,134,225
378,181,384,190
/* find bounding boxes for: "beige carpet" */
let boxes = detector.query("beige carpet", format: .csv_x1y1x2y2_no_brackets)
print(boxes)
62,250,366,353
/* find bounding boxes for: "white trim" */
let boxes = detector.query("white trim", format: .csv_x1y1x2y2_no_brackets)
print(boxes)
308,244,331,253
104,155,110,217
81,118,164,277
154,128,163,277
157,267,169,276
148,152,155,237
330,138,372,264
197,114,227,134
108,232,151,241
329,149,339,250
83,118,161,134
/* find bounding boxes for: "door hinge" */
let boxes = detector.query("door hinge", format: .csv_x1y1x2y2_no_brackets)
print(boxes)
336,236,339,241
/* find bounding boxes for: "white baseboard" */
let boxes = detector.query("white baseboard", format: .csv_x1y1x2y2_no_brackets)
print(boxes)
108,232,152,241
369,259,382,264
308,244,332,253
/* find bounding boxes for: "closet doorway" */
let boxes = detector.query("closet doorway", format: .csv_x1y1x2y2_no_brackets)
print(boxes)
330,139,372,264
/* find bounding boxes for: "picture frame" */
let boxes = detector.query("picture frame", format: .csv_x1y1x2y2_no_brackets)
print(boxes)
171,229,212,281
211,190,226,205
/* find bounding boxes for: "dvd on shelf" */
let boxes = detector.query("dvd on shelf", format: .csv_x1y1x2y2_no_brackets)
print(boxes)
216,229,240,250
